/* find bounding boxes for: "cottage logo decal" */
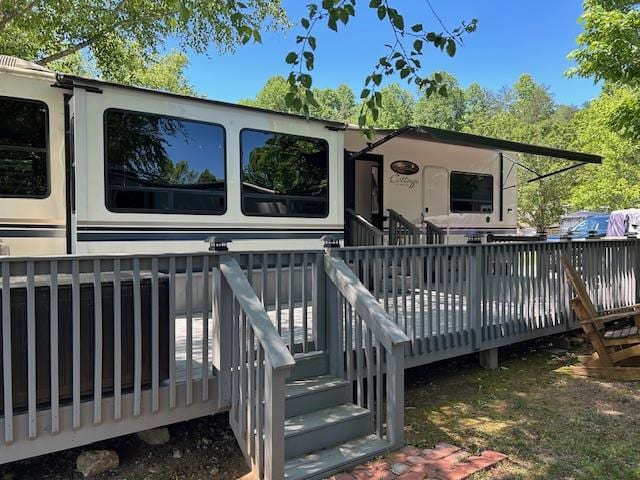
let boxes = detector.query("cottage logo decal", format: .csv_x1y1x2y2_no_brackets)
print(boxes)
390,160,419,175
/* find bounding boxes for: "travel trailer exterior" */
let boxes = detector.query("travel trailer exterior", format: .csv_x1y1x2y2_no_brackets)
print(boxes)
0,56,602,255
344,128,519,243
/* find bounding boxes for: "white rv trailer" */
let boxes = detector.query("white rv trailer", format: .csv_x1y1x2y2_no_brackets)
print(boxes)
0,56,602,255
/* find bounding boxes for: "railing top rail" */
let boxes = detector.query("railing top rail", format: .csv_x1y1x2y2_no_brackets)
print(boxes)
220,255,296,371
333,237,640,252
0,249,326,263
325,255,410,350
387,209,422,235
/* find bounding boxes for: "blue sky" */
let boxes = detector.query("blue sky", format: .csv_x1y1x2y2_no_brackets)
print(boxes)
181,0,600,106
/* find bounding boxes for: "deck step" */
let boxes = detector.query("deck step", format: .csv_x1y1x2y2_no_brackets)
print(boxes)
284,434,392,480
290,351,329,380
285,374,351,418
284,404,372,459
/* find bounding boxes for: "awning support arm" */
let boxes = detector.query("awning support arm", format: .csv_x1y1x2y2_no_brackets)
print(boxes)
503,162,588,190
350,126,412,160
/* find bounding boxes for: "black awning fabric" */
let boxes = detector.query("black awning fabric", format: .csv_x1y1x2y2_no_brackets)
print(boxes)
354,125,602,164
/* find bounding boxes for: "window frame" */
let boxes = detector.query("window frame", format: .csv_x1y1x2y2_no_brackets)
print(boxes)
239,127,331,219
449,170,494,214
103,107,228,216
0,95,51,199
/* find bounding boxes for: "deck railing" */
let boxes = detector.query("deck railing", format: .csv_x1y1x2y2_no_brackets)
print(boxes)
219,256,295,479
388,209,445,246
0,253,219,462
233,250,325,354
324,255,409,448
345,208,385,247
335,239,640,366
1,238,638,472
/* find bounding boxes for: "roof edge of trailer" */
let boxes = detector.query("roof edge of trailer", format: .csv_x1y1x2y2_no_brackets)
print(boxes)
53,73,347,129
361,125,602,164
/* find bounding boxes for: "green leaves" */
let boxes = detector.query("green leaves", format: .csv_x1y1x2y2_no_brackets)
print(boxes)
285,52,298,64
284,0,478,132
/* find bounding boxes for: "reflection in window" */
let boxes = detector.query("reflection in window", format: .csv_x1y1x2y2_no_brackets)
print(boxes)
0,97,48,197
105,109,226,214
240,129,329,217
450,172,493,213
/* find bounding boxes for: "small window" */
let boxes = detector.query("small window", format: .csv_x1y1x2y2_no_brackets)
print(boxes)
0,96,49,197
105,109,226,214
240,129,329,217
450,172,494,213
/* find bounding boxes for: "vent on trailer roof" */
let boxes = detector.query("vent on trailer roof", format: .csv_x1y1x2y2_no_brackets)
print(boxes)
0,55,51,72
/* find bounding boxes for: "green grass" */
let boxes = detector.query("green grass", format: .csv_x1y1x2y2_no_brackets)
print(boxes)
403,341,640,480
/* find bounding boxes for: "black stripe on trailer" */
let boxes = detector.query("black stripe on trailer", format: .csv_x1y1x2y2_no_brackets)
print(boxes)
77,228,344,242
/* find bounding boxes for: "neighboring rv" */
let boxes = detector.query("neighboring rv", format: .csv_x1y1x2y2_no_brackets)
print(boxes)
0,56,602,255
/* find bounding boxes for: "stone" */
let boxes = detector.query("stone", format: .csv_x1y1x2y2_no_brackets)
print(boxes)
137,427,170,445
391,462,409,475
172,448,183,459
76,450,119,477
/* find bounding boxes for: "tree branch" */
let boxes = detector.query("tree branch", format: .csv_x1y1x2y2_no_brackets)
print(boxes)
35,0,129,65
0,0,39,33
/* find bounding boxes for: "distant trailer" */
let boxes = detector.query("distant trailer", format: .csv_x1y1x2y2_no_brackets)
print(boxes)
0,56,602,255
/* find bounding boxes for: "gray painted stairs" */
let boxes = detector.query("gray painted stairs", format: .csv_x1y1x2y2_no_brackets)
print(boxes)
283,352,392,480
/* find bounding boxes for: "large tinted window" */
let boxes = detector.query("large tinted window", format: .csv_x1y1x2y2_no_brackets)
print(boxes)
240,129,329,217
0,96,48,197
450,172,493,213
105,109,226,214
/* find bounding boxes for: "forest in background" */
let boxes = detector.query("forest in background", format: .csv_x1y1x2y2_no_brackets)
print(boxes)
240,73,640,232
1,0,638,232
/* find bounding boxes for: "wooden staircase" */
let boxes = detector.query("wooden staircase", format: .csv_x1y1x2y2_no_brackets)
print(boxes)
220,253,409,480
284,353,392,480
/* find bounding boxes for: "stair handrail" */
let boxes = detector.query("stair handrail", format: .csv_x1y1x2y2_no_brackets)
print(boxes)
345,208,385,246
325,255,409,350
324,254,409,448
220,256,295,371
422,217,446,244
218,255,295,479
387,208,422,245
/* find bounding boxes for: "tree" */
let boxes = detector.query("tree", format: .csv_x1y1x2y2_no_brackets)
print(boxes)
284,1,477,132
569,0,640,139
311,84,356,123
241,76,356,123
412,72,465,130
372,83,414,128
239,75,291,112
569,85,640,210
0,0,288,93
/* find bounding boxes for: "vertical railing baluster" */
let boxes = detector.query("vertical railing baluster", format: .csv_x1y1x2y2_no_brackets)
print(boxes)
186,256,193,406
1,261,13,443
288,253,295,352
168,257,176,409
26,261,37,438
92,259,102,424
72,259,81,428
50,260,59,433
302,252,308,352
151,257,160,411
113,258,122,418
276,253,282,335
133,257,142,416
201,255,210,402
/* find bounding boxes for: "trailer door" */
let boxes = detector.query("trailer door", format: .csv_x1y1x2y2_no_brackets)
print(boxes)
422,165,448,223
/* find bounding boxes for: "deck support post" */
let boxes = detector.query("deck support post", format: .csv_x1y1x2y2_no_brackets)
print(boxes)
212,254,232,407
264,360,286,480
479,348,498,370
386,343,405,448
470,245,483,350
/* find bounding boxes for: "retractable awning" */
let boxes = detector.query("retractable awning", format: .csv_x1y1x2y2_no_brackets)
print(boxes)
351,125,602,164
